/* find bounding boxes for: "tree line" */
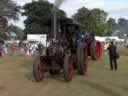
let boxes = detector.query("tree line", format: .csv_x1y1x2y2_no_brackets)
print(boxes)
0,0,128,40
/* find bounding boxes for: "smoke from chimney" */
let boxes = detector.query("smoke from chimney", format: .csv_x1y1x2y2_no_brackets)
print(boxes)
55,0,67,7
39,0,67,7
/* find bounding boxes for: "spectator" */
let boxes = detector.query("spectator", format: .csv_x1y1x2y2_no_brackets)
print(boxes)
4,44,8,54
24,43,30,56
10,42,17,55
0,43,2,57
38,43,43,55
19,42,24,56
107,41,119,70
2,44,6,57
30,44,37,56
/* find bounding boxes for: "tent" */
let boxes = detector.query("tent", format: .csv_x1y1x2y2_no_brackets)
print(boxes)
105,37,112,42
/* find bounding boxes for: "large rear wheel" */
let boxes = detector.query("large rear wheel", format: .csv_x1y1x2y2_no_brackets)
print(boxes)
33,56,46,82
90,41,102,60
77,43,88,75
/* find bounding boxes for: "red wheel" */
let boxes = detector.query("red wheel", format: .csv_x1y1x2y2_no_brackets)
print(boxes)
33,56,46,82
77,43,88,75
90,41,102,60
64,54,74,81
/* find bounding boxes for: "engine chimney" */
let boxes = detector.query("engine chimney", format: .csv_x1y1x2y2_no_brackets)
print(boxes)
53,7,57,40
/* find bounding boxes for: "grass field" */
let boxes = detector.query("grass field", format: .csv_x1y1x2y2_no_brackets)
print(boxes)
118,47,128,56
0,48,128,96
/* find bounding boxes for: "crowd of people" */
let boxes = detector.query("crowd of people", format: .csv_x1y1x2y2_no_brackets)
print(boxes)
0,40,120,70
0,41,44,57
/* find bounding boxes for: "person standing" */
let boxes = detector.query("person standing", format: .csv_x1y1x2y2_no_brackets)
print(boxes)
25,43,30,56
2,44,6,57
38,43,43,55
30,44,37,56
19,42,24,56
10,42,17,55
4,44,8,55
107,41,119,70
0,43,2,57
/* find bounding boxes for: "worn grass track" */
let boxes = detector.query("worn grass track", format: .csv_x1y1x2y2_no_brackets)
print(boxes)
0,49,128,96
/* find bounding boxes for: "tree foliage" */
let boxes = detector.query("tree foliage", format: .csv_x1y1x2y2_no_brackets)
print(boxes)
23,0,66,35
73,7,90,32
73,7,107,35
118,18,128,27
0,0,20,20
117,18,128,36
106,18,117,36
0,0,20,39
8,24,24,39
23,1,128,37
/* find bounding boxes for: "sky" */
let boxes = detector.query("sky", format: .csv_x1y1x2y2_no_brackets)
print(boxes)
13,0,128,29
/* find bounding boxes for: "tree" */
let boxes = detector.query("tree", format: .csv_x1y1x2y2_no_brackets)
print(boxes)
73,7,90,32
0,16,8,35
90,8,107,35
23,0,66,35
73,7,107,35
106,18,117,35
8,24,24,39
117,18,128,37
118,18,128,27
0,0,20,20
0,0,20,39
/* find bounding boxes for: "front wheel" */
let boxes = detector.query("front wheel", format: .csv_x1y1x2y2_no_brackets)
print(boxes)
63,54,74,81
77,43,88,75
33,56,46,82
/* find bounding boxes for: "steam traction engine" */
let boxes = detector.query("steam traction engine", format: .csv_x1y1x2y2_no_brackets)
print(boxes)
33,14,102,82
